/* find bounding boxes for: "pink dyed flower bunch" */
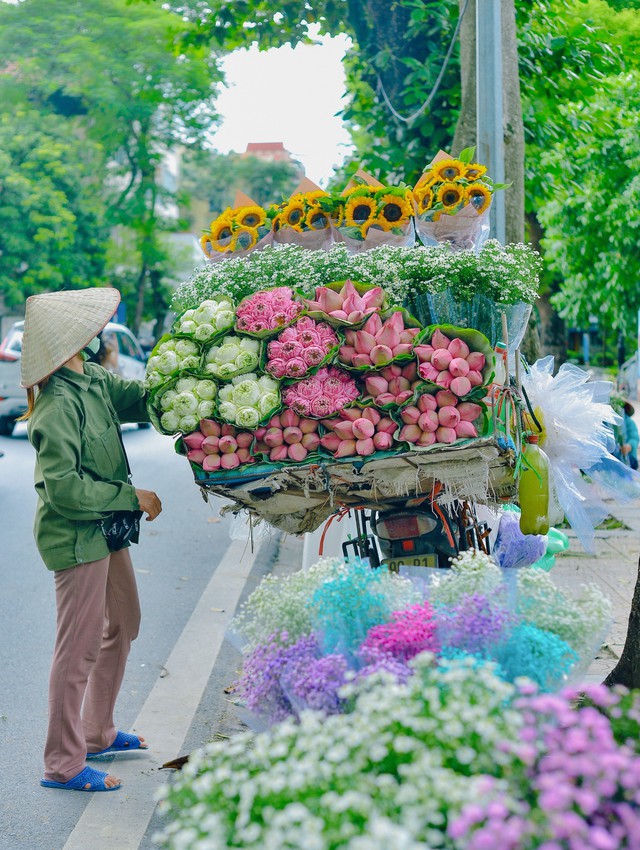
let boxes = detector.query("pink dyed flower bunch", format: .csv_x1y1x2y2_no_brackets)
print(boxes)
235,286,302,334
266,316,338,379
363,361,422,407
182,419,256,471
281,365,359,418
320,406,397,458
304,279,385,325
415,327,487,394
253,410,321,463
398,390,483,446
359,601,439,664
339,311,421,369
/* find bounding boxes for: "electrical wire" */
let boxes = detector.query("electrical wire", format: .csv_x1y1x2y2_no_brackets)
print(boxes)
375,0,470,125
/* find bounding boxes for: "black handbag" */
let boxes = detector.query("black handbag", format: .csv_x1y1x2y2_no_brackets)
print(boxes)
99,510,143,552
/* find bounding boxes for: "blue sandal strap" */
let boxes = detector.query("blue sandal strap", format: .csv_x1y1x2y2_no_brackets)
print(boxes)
86,730,147,759
41,766,120,792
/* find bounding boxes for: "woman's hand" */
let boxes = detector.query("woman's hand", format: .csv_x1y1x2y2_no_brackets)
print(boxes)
135,489,162,521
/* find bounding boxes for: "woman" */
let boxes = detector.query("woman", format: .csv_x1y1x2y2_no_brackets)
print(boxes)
621,401,639,471
20,288,162,792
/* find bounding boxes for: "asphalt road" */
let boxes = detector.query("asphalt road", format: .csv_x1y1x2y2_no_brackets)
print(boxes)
0,423,280,850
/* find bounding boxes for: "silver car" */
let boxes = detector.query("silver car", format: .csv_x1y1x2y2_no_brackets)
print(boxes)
0,321,149,436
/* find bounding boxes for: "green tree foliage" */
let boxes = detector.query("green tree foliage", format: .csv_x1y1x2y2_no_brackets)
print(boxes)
0,111,108,308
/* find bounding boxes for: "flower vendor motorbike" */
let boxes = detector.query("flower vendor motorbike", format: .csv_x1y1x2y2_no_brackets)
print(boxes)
342,498,491,572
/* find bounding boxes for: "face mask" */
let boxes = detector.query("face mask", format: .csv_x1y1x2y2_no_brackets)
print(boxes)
81,337,101,360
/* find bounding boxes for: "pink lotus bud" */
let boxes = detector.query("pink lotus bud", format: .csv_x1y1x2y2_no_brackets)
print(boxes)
435,390,458,408
417,431,437,447
387,311,405,333
449,357,470,378
235,432,254,449
438,406,461,428
365,375,389,398
253,427,267,440
431,329,451,350
419,362,439,382
221,424,236,437
339,346,356,365
202,436,220,454
237,448,253,464
269,445,289,462
373,431,394,451
467,351,486,371
402,362,418,382
301,432,320,451
361,285,385,309
183,432,205,451
418,411,439,432
335,439,357,458
187,449,206,465
432,348,452,371
329,309,349,321
381,364,402,380
448,338,470,359
391,343,413,358
395,390,413,405
417,393,438,412
200,419,221,438
354,330,377,355
346,310,365,324
467,370,484,387
436,426,457,444
362,313,383,336
400,406,421,426
344,330,357,346
340,408,362,422
320,433,342,452
376,323,400,350
353,353,373,369
299,418,318,434
361,407,381,425
280,409,300,428
283,426,303,445
414,345,434,363
334,421,356,440
455,420,478,439
203,454,221,472
352,418,375,440
378,417,398,434
317,287,344,314
399,329,417,344
219,435,238,454
264,427,284,448
356,437,375,456
457,402,483,422
269,414,282,428
375,393,396,406
220,452,241,470
436,371,453,389
388,377,410,395
399,424,421,443
370,344,393,366
450,376,472,397
287,443,308,462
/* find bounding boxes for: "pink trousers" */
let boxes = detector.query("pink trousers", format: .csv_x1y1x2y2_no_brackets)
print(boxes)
43,548,141,783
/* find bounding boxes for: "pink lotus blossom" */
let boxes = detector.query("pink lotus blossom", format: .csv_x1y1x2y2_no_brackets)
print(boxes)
282,366,358,419
236,287,302,334
266,318,338,379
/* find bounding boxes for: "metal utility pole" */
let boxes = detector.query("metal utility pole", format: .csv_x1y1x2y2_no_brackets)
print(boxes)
476,0,506,244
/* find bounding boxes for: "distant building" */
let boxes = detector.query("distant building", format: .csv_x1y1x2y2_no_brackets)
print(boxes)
243,142,295,164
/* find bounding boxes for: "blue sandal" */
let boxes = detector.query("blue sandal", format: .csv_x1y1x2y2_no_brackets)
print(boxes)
41,765,121,792
86,730,148,759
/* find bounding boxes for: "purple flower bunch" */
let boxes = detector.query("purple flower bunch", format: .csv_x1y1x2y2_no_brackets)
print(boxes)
281,365,359,418
266,316,339,379
284,653,348,715
434,592,517,658
449,684,640,850
359,601,439,664
235,286,302,334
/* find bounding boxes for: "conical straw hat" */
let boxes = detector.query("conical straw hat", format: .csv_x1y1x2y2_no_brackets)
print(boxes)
21,288,121,388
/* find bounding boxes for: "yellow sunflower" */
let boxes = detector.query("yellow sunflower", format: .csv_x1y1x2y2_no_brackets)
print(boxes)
200,234,219,256
210,218,234,245
345,194,377,227
232,226,259,252
237,205,266,229
414,186,435,214
464,163,488,181
271,213,284,233
330,204,345,227
299,190,330,205
465,183,492,214
282,201,305,229
437,182,465,210
305,207,330,230
377,193,413,229
432,159,466,182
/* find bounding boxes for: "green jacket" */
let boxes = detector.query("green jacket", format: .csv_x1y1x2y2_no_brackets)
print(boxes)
28,363,149,571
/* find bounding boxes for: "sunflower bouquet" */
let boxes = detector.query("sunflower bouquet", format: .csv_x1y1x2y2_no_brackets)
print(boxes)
333,177,416,254
413,147,504,252
271,180,335,251
200,197,272,262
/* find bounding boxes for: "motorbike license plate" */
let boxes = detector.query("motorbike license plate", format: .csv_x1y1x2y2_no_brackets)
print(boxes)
382,554,438,573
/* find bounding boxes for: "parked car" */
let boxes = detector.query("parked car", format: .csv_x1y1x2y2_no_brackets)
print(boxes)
0,320,149,436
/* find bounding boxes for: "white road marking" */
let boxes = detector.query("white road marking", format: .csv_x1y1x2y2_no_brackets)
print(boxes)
61,538,260,850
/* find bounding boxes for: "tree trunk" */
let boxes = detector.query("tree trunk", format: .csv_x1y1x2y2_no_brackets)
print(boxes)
133,262,147,334
452,0,524,245
527,210,565,362
604,557,640,689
